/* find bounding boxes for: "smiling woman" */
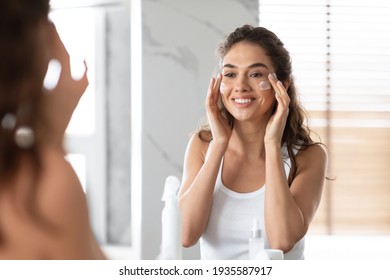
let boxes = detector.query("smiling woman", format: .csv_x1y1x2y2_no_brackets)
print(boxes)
178,25,328,260
219,42,277,122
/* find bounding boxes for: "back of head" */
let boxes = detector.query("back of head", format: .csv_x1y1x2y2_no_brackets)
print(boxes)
0,0,50,179
0,0,50,83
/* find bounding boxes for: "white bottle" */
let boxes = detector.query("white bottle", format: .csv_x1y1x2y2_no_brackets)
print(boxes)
249,218,269,260
160,176,182,260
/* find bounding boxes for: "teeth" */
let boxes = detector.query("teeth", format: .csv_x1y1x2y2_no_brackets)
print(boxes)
235,98,252,104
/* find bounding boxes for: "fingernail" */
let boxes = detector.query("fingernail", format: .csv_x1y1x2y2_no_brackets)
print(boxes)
70,56,86,81
268,73,277,80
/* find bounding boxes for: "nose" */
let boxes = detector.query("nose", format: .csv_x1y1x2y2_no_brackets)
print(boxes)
234,76,250,93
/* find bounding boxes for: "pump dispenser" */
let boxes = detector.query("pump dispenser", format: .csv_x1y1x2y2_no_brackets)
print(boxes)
249,219,269,260
160,176,182,260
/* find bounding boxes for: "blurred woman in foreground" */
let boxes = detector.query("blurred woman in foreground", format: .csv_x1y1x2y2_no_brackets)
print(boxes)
0,0,105,259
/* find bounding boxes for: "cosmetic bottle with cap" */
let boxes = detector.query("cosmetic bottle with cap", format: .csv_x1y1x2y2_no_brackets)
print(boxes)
160,176,182,260
249,218,269,260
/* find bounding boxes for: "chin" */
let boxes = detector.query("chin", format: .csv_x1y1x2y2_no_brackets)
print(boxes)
231,114,255,122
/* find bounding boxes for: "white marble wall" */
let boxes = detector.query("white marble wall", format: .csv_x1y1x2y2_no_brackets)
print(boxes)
106,7,132,245
138,0,259,259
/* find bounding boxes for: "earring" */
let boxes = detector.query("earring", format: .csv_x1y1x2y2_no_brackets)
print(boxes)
1,113,17,130
14,126,35,149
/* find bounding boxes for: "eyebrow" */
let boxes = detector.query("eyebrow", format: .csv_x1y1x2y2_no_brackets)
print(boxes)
222,62,269,69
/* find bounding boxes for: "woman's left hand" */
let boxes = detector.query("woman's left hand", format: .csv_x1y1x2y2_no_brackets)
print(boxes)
264,73,290,145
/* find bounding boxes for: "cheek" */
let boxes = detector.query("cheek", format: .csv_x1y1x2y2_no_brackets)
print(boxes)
258,80,271,91
219,81,232,95
255,81,274,99
257,88,276,108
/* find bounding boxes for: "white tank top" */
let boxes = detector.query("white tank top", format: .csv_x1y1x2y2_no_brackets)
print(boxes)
200,144,305,260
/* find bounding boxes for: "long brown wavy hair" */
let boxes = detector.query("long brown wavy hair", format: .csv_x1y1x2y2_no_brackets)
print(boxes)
0,0,50,242
198,24,321,185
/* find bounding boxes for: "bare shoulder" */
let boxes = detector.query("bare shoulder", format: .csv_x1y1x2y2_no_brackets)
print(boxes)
179,133,211,195
292,143,328,193
296,143,328,169
0,146,104,259
289,144,328,231
186,132,211,163
37,146,105,259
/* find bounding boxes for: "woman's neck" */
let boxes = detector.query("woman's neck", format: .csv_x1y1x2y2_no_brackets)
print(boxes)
228,119,268,160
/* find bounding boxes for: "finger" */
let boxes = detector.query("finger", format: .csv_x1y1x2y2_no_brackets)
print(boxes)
48,22,70,61
206,77,216,107
274,81,284,105
213,73,222,92
77,60,89,89
209,74,222,104
82,60,89,84
268,73,288,107
212,74,222,103
276,80,288,98
276,80,290,108
268,73,282,108
84,60,88,73
207,77,215,97
268,72,278,93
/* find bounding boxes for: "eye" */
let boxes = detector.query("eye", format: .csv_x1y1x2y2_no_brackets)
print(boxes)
250,72,264,78
223,72,236,78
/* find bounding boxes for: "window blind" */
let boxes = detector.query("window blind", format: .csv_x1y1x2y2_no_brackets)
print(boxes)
259,0,390,234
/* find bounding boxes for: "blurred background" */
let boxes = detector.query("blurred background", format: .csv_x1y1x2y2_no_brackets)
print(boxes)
49,0,390,259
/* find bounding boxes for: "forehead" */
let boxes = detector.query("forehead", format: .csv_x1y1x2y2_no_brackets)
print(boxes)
222,41,273,69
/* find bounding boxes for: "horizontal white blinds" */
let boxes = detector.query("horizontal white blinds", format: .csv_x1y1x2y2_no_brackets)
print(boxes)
259,0,390,127
259,1,328,113
259,0,390,234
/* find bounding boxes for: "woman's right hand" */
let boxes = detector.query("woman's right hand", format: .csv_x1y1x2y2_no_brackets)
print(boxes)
205,74,232,147
41,21,89,147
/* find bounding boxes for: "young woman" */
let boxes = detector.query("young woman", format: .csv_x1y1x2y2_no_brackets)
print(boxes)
0,0,105,259
178,25,328,260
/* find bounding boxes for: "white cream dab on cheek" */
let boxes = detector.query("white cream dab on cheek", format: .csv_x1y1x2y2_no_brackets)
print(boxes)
258,80,271,91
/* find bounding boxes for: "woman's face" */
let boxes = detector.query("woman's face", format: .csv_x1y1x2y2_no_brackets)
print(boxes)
220,41,276,122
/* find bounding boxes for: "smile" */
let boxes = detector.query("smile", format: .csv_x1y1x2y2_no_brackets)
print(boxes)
234,98,254,104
